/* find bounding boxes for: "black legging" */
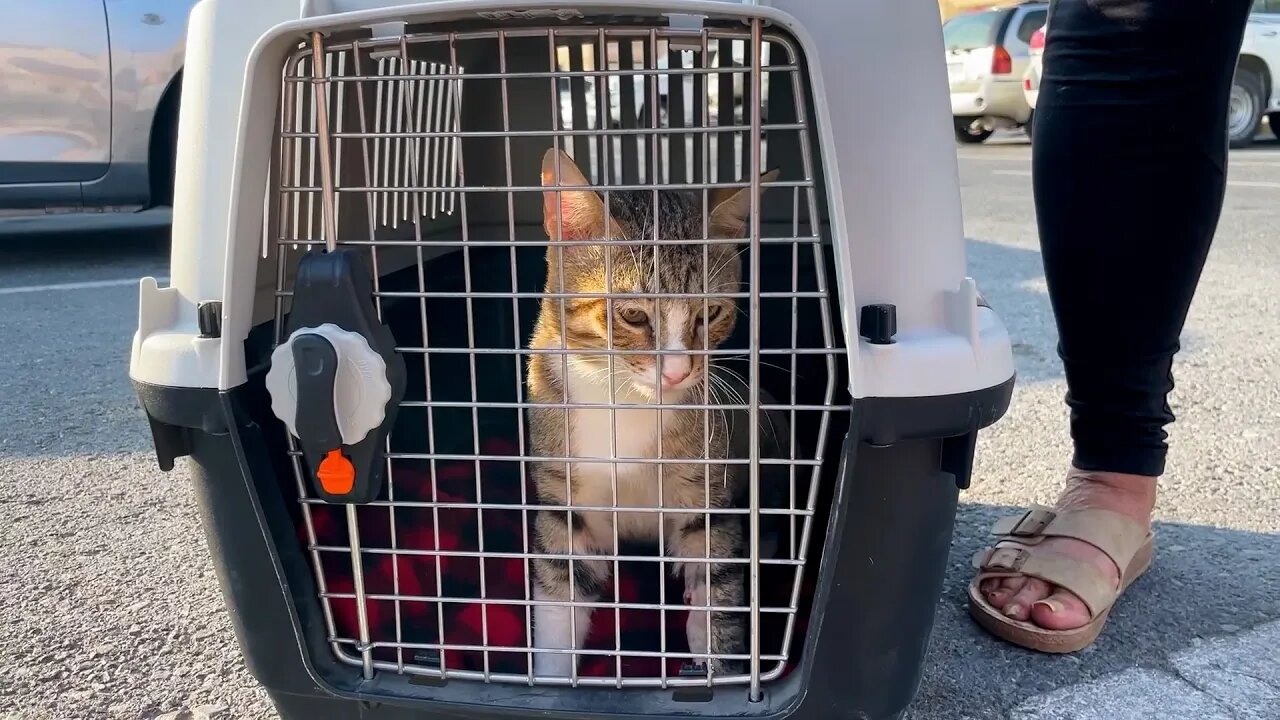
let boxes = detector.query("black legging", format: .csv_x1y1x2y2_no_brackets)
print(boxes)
1033,0,1256,477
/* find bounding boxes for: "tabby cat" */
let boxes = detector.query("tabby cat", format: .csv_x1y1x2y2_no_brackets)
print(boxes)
525,148,785,677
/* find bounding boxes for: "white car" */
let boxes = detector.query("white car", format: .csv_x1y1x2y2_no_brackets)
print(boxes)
1025,0,1280,148
945,2,1048,144
1231,0,1280,147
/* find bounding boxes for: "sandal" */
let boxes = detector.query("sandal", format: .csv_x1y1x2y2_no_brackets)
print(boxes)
967,504,1155,653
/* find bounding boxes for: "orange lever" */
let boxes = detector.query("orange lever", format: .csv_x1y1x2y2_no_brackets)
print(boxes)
317,449,356,495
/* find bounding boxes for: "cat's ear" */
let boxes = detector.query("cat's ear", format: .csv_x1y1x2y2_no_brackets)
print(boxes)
541,148,609,242
708,168,780,237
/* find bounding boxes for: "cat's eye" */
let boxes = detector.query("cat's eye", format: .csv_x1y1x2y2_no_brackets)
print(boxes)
618,307,649,326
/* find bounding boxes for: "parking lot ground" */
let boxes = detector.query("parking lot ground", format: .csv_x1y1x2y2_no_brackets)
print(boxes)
0,139,1276,719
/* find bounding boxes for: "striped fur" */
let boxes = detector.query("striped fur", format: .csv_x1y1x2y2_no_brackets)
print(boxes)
526,148,778,677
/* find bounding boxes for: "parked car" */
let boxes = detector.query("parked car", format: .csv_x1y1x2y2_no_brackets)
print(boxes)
1024,0,1280,148
557,40,755,131
1231,0,1280,147
0,1,195,233
944,2,1048,144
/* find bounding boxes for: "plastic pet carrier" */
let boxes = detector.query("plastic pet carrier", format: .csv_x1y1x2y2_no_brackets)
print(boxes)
130,0,1015,718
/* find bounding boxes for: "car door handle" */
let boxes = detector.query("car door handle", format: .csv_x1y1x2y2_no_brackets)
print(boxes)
1263,30,1278,37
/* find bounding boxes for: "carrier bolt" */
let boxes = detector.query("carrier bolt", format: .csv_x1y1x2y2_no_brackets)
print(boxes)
859,304,897,345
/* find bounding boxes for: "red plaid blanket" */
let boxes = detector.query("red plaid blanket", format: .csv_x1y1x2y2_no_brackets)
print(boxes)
300,437,815,678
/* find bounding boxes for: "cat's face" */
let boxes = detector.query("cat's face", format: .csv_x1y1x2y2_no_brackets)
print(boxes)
538,148,775,400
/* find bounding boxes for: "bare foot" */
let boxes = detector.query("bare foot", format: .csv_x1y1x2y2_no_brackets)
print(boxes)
979,468,1156,629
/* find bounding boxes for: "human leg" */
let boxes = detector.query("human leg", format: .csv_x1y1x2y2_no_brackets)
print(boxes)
973,0,1254,645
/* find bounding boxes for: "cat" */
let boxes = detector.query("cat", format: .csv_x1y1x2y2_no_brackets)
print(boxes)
525,147,787,678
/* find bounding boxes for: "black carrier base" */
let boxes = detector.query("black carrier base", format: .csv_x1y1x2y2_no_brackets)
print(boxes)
136,372,1012,720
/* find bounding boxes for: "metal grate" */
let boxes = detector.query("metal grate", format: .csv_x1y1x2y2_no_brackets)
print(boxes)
276,44,462,247
268,16,845,700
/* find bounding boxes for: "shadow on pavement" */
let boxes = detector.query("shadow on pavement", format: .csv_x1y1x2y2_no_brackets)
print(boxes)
966,237,1210,387
966,237,1062,385
910,502,1280,719
0,219,170,270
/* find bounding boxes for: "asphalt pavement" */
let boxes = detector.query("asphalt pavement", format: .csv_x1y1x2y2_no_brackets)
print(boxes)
0,135,1276,719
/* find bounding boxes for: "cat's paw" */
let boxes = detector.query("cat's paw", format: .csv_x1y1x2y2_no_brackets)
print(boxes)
532,600,589,678
708,657,743,676
686,610,710,655
533,650,575,678
679,657,743,678
684,584,711,655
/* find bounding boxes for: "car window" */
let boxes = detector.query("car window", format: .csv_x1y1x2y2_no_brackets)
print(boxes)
1253,0,1280,12
943,10,1002,51
1015,10,1048,44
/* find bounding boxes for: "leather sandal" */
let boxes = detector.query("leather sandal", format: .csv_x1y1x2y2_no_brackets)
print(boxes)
967,504,1155,653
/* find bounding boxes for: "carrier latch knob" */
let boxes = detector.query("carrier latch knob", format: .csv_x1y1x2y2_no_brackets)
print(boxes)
266,323,393,499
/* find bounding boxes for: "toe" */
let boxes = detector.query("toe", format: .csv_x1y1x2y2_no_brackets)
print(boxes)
985,584,1014,609
996,576,1028,606
981,576,1029,610
1001,577,1052,621
1030,589,1093,630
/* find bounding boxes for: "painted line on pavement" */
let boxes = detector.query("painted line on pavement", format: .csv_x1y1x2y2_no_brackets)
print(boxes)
1227,179,1280,189
990,169,1280,189
0,277,167,296
959,153,1280,168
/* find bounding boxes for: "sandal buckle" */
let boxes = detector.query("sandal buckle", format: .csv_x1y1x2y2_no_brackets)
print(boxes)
1010,508,1054,536
985,546,1029,572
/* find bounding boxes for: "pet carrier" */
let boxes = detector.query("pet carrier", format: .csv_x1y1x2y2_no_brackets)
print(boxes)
130,0,1015,718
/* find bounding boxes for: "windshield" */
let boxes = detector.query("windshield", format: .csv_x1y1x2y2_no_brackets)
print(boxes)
943,10,1001,51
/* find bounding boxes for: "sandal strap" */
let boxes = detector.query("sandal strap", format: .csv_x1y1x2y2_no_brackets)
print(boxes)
971,542,1118,618
989,504,1150,570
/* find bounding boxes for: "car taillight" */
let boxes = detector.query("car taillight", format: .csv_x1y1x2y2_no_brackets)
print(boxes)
1024,77,1032,91
1029,28,1045,51
992,45,1013,74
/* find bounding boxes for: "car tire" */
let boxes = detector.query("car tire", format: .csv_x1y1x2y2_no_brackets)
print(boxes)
1269,112,1280,140
149,79,181,208
954,117,993,144
1227,67,1265,149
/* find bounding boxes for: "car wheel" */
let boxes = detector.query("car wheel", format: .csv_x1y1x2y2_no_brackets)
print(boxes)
149,78,181,208
1227,67,1264,149
954,117,992,144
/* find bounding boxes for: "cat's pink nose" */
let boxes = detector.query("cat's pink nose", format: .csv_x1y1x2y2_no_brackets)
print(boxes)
661,369,691,387
661,359,692,388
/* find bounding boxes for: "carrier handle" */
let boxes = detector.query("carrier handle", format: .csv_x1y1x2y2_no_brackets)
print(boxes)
291,334,344,456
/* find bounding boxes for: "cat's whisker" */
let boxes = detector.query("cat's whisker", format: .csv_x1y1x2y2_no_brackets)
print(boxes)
715,365,779,448
714,415,738,489
705,372,743,487
720,354,797,377
707,246,746,282
566,359,641,401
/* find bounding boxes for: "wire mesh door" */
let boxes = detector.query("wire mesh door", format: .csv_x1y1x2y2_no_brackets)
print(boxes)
270,14,846,699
